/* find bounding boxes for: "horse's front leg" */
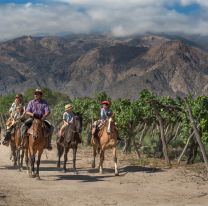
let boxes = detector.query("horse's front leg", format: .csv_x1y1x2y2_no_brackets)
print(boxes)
36,149,43,180
16,149,21,171
99,150,104,174
72,146,78,175
57,144,63,168
25,148,29,172
20,149,24,170
11,144,17,166
91,145,97,168
29,154,35,178
63,146,69,173
113,147,119,176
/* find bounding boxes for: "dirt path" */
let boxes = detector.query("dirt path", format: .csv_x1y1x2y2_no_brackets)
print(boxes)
0,143,208,206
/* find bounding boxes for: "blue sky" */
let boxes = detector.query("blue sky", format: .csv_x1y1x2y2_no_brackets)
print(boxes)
167,3,201,14
0,0,207,40
0,0,202,14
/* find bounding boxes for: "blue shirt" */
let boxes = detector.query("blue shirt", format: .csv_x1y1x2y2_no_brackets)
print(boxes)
63,111,74,123
100,108,112,120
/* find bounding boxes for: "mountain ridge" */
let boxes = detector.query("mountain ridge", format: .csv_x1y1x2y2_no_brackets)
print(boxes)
0,34,208,99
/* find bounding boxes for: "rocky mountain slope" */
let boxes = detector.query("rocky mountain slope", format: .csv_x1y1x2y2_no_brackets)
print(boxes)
0,34,208,99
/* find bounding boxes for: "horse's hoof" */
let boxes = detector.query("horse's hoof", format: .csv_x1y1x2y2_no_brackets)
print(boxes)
36,176,40,180
32,174,36,178
115,172,119,176
57,163,60,168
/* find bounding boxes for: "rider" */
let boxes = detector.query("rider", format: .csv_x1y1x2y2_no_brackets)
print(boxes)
57,104,74,145
2,94,25,146
92,100,113,140
100,100,113,121
21,88,53,150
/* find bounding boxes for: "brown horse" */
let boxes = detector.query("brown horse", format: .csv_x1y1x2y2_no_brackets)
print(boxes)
57,113,82,174
91,114,119,176
27,118,47,179
13,121,29,171
9,121,24,170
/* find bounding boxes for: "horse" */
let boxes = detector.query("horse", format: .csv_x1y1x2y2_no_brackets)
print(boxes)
57,112,82,174
10,121,28,171
91,113,119,176
12,121,29,171
27,118,47,179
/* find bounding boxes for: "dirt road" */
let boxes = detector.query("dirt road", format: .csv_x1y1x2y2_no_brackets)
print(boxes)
0,143,208,206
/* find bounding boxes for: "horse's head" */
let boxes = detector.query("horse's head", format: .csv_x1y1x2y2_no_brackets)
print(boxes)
73,112,83,134
32,118,43,139
106,113,116,134
63,112,82,144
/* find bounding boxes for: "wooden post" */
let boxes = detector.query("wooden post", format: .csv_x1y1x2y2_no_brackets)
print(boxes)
157,114,171,166
177,131,194,165
186,101,208,171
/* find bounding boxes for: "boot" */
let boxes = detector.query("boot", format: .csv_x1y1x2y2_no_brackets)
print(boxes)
2,130,11,146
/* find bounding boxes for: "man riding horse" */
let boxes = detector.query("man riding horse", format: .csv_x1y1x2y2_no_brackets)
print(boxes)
21,88,54,150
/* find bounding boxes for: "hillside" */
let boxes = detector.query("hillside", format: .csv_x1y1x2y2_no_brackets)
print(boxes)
0,34,208,98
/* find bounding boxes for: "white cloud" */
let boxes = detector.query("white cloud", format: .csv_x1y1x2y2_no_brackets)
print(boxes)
0,1,207,41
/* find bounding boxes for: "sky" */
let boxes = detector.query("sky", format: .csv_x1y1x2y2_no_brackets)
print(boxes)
0,0,207,41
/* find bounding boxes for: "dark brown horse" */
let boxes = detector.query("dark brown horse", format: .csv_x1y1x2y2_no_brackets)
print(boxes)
27,118,47,179
91,114,119,176
57,113,82,174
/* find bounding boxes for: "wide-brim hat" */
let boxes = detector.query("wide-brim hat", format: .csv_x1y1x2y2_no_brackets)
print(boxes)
65,104,73,110
101,100,110,105
34,88,43,95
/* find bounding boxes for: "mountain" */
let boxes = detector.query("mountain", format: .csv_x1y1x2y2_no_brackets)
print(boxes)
0,34,208,99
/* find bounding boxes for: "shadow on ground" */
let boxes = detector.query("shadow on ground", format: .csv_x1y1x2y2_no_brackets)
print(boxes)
50,174,115,182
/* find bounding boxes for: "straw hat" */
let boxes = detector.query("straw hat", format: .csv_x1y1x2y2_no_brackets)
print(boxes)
65,104,73,110
34,88,43,95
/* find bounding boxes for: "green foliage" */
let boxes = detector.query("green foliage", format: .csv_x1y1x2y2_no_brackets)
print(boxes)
0,93,15,113
1,87,208,160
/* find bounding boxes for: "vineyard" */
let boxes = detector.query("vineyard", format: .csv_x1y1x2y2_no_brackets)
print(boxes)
1,88,208,169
